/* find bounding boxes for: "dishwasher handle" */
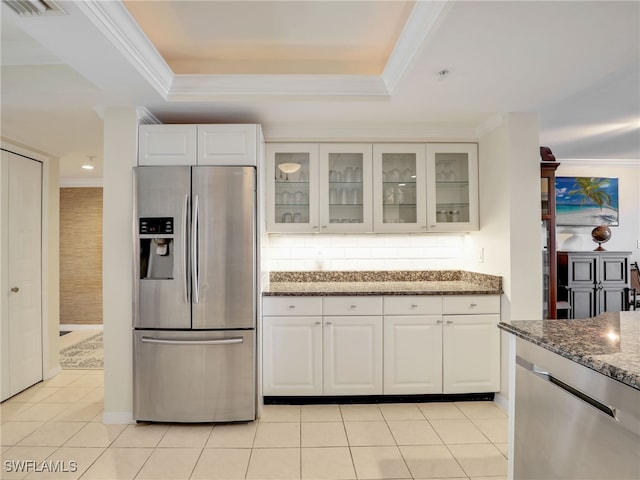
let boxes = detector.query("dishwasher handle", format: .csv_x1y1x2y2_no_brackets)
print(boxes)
516,355,617,419
141,336,244,346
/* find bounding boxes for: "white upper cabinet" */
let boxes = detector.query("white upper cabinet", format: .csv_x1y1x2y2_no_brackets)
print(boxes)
319,144,373,233
266,143,319,233
138,124,260,166
373,144,427,232
426,143,479,231
265,142,479,233
138,125,197,166
197,124,258,166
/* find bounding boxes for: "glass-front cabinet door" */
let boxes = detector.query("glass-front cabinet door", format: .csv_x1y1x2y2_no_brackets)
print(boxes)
266,143,319,232
319,144,372,232
373,144,426,232
426,144,479,231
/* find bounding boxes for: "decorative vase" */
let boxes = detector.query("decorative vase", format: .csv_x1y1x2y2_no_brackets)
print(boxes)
591,225,612,251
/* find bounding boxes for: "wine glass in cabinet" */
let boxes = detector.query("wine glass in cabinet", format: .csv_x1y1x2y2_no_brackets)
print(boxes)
318,144,372,233
266,144,319,233
426,144,479,232
373,144,426,232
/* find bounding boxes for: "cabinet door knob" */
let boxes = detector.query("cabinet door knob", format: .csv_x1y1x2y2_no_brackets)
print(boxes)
349,305,357,309
315,321,321,325
288,305,296,309
11,287,19,293
446,320,454,324
436,319,443,324
469,303,477,308
410,304,418,308
325,321,333,325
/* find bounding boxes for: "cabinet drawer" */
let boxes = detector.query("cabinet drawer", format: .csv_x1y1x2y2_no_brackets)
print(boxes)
263,297,322,316
383,296,442,315
443,295,500,314
323,296,382,316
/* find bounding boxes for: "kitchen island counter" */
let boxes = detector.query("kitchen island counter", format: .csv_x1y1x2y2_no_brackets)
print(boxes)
263,270,502,296
499,311,640,390
500,311,640,479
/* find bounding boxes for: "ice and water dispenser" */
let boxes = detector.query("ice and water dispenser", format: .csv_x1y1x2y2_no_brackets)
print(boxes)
139,217,174,279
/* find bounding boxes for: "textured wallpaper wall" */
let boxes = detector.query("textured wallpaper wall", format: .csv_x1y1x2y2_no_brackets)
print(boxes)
59,187,103,325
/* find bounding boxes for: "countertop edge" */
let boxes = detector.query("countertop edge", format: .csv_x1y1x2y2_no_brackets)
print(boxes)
498,321,640,391
263,289,502,296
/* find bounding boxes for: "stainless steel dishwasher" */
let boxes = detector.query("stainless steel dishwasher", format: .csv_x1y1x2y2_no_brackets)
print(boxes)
514,339,640,480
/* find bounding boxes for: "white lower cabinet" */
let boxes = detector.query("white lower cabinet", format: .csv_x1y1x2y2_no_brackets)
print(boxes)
442,296,501,393
384,316,443,394
263,294,500,397
442,314,501,393
323,316,383,395
262,317,322,396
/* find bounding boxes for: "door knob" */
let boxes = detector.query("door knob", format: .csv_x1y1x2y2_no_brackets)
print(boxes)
11,287,19,293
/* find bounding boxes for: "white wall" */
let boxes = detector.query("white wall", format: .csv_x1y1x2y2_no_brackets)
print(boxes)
102,108,137,424
555,159,640,264
467,113,541,409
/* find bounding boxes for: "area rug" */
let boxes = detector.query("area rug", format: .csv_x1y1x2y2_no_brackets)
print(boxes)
60,332,104,369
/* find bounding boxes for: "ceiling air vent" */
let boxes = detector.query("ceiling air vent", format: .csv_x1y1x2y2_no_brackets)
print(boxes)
3,0,66,16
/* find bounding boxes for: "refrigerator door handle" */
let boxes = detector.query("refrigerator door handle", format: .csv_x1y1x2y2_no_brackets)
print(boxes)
183,193,190,303
141,336,244,346
192,194,200,304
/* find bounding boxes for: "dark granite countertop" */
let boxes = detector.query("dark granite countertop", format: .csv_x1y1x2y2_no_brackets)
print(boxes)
499,312,640,391
263,270,502,296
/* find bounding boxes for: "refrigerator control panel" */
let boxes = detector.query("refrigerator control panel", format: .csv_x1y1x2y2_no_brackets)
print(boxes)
140,217,173,234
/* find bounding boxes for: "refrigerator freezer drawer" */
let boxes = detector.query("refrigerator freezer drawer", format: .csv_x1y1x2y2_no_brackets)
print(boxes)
133,329,255,423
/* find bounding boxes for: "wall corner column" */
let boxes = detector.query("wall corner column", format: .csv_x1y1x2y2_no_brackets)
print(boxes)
102,107,137,424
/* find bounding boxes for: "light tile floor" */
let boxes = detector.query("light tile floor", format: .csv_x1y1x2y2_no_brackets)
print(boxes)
1,369,508,479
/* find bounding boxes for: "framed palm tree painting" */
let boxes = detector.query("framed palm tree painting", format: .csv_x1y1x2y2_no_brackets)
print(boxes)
555,177,619,226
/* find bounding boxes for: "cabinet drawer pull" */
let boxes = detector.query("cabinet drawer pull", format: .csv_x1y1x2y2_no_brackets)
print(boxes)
436,320,443,324
349,305,357,309
469,303,477,307
446,320,454,324
288,305,296,309
410,304,418,308
315,321,321,325
326,321,333,325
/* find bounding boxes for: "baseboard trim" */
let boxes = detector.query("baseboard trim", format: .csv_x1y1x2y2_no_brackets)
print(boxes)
494,392,509,413
102,411,134,424
45,365,62,380
60,324,104,331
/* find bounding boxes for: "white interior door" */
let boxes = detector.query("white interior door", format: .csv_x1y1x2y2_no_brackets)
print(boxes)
2,152,43,400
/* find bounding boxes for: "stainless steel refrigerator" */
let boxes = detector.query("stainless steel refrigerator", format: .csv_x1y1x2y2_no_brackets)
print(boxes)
133,166,256,423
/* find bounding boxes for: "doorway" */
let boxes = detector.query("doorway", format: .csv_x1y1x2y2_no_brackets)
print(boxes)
1,150,43,401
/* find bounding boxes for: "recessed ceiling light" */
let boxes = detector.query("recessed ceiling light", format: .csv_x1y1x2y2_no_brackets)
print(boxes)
82,155,95,170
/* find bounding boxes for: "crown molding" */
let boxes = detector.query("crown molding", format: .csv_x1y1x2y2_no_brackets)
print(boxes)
169,74,389,99
77,0,450,99
382,0,453,93
136,107,160,125
75,0,173,97
556,158,640,167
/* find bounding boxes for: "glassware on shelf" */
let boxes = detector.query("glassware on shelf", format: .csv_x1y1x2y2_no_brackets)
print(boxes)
344,166,354,182
354,167,363,182
388,168,400,182
436,210,448,222
401,168,414,182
